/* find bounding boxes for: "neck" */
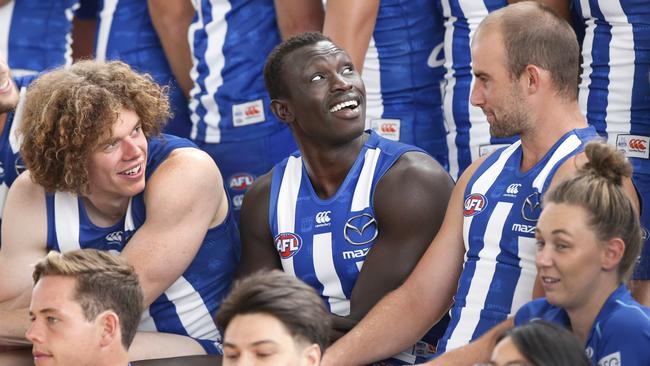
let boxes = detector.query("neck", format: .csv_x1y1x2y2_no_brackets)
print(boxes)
298,133,367,199
519,98,587,171
566,278,619,344
82,193,130,227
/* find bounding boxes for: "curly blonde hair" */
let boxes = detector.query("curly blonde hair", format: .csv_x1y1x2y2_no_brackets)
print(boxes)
19,60,170,194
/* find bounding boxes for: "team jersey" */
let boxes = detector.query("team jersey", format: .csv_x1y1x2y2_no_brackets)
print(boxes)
572,0,650,280
515,285,650,366
87,0,192,138
437,0,515,180
0,0,79,76
188,0,286,144
44,134,241,355
361,0,448,168
438,126,599,352
0,75,37,220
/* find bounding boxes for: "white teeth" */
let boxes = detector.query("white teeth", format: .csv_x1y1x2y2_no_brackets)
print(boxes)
542,277,559,283
122,165,141,176
0,79,9,91
329,100,359,113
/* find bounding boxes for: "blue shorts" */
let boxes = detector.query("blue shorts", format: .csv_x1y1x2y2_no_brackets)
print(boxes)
195,126,297,226
632,157,650,280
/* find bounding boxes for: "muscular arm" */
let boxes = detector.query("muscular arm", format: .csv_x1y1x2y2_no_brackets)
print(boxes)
322,157,487,366
121,148,228,307
0,173,48,346
237,172,282,277
274,0,324,40
147,0,194,98
322,0,379,72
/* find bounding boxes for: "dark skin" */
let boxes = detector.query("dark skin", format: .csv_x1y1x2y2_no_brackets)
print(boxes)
238,40,454,339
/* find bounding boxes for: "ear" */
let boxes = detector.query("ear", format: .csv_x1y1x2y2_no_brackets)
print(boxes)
270,99,295,124
300,343,321,366
522,64,542,95
602,237,625,272
98,311,121,348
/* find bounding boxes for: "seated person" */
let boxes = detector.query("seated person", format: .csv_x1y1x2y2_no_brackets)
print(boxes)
429,142,650,365
215,270,330,366
0,60,240,360
27,249,143,366
482,321,589,366
238,32,453,364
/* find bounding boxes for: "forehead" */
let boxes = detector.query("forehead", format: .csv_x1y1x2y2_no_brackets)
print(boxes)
471,26,506,70
225,313,294,344
31,276,78,311
285,40,350,71
538,202,589,231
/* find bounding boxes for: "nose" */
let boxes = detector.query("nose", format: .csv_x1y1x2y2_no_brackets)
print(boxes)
535,245,553,270
470,80,484,107
121,137,141,160
25,321,43,344
331,72,352,92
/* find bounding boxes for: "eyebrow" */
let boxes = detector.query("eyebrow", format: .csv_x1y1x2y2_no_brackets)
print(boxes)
223,339,279,348
29,308,61,316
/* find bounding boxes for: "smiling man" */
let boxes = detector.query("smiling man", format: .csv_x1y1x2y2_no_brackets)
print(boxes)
237,32,453,364
0,60,240,362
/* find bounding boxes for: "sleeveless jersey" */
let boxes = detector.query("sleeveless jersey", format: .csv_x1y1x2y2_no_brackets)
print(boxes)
437,0,515,180
360,0,448,168
44,134,241,355
89,0,192,138
515,285,650,366
188,0,286,144
438,126,599,352
0,0,79,76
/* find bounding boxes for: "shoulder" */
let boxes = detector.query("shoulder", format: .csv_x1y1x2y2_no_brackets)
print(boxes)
9,170,46,201
514,298,558,325
381,151,452,187
151,147,220,181
601,298,650,336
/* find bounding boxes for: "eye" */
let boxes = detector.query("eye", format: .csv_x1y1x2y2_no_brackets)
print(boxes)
342,66,354,75
46,316,59,324
535,239,545,250
310,74,324,82
554,242,569,251
131,125,142,137
103,140,119,151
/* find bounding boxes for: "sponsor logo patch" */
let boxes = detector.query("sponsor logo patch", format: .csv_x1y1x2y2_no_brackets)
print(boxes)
342,247,370,260
522,191,542,222
616,134,649,159
512,223,536,234
370,119,400,141
105,231,123,246
315,210,331,227
597,351,621,366
232,99,266,127
504,183,522,197
232,194,244,210
344,213,378,245
463,194,487,216
275,232,302,259
229,173,255,191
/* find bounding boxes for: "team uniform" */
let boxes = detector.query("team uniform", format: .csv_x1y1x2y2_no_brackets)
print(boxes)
360,0,448,170
188,0,297,224
515,285,650,365
269,131,448,364
438,126,599,352
437,0,515,180
78,0,192,138
572,0,650,279
44,134,241,355
0,0,79,76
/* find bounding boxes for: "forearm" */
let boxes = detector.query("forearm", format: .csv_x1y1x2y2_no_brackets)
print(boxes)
0,308,31,347
274,0,324,40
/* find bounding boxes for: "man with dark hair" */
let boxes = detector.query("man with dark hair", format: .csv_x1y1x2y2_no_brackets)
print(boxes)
321,3,639,365
216,270,330,365
27,249,143,366
240,31,453,364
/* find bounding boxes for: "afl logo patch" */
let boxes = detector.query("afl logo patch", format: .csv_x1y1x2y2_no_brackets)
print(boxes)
464,194,487,216
274,233,302,259
229,173,255,191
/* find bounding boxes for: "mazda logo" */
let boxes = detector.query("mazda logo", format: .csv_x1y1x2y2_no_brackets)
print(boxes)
344,213,378,245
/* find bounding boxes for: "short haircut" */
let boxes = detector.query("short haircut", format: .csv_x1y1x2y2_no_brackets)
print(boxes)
19,60,170,194
497,321,590,366
477,1,580,100
264,32,331,100
216,270,331,352
33,249,144,349
545,141,642,282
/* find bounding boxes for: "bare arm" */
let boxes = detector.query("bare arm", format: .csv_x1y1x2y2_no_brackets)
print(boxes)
508,0,572,23
121,148,228,307
274,0,324,40
0,172,48,346
147,0,194,99
0,0,12,7
236,171,282,277
322,0,379,72
322,156,487,366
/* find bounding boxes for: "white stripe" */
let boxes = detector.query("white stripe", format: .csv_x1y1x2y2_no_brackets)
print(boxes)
313,232,349,316
531,134,580,191
188,0,202,139
441,0,459,179
124,198,135,231
163,276,221,341
448,201,512,350
350,147,380,211
138,309,157,331
362,36,383,130
577,1,594,121
63,2,80,67
0,1,14,62
510,236,537,313
54,192,82,253
278,156,303,276
9,85,27,153
0,183,8,219
95,0,119,62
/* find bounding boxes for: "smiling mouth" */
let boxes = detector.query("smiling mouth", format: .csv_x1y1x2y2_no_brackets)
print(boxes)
329,99,359,113
119,164,142,176
541,276,560,284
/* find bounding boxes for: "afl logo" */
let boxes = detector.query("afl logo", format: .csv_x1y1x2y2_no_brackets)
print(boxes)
275,233,302,259
229,173,255,191
464,194,487,216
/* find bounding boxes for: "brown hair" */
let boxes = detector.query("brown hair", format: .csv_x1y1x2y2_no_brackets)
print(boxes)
478,1,580,100
33,249,144,348
19,60,170,194
545,142,642,281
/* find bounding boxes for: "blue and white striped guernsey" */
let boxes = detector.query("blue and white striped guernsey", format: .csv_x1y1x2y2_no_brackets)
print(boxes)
438,126,598,352
437,0,515,180
0,0,79,76
188,0,285,144
44,135,241,355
